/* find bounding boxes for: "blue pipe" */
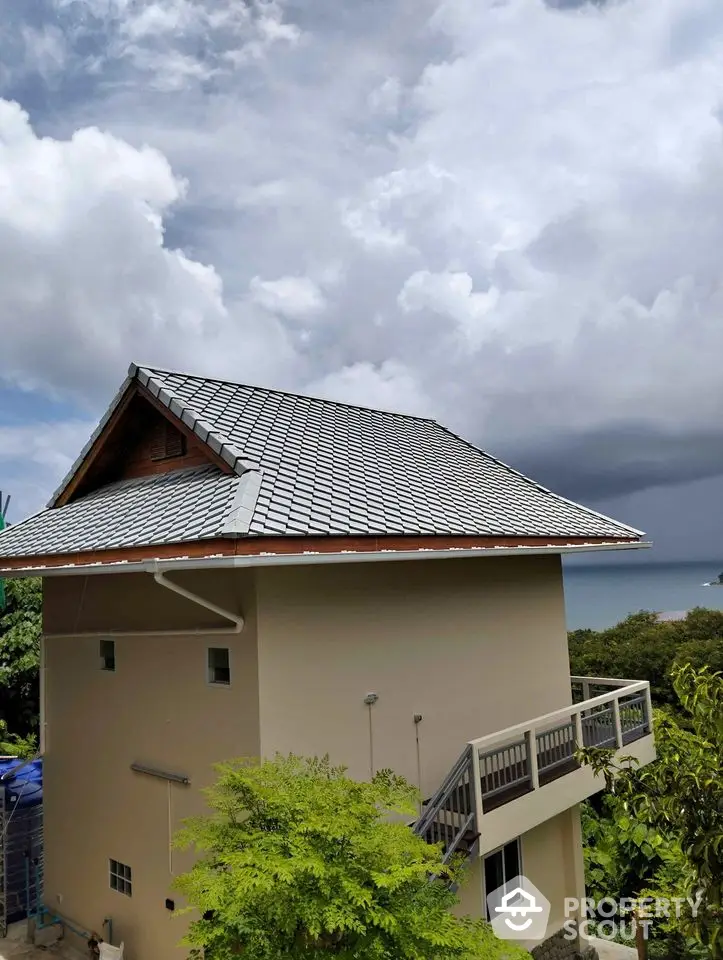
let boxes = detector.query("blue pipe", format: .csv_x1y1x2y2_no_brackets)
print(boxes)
34,905,96,942
31,861,113,945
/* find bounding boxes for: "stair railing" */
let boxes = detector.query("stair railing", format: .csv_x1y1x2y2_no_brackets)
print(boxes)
413,745,479,864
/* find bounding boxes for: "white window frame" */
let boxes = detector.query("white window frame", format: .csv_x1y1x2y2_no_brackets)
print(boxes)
109,859,132,897
207,646,231,686
100,638,116,672
482,837,523,919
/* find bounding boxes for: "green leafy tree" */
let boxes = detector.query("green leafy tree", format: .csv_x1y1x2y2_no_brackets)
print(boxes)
580,799,696,959
174,755,527,960
0,718,37,758
568,608,723,711
0,577,41,740
580,798,668,906
581,665,723,958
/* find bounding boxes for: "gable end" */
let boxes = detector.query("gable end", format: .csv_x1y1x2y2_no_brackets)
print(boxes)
55,384,234,507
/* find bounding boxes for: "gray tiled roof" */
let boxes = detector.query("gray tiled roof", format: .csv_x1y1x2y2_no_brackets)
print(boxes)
0,363,643,557
0,466,241,556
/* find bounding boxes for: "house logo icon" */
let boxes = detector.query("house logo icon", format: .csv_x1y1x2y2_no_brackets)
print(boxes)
487,875,551,941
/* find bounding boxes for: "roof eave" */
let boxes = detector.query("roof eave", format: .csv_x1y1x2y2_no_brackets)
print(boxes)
0,538,651,578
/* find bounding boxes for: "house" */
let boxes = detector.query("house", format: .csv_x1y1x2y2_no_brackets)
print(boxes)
0,363,656,959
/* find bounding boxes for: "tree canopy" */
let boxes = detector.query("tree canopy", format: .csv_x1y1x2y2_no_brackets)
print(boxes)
173,754,527,960
568,607,723,710
0,576,41,749
581,664,723,959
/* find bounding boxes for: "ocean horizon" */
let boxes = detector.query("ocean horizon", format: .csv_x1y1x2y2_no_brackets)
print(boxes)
562,559,723,631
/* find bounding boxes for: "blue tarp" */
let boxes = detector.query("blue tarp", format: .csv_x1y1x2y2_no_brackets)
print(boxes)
0,758,43,808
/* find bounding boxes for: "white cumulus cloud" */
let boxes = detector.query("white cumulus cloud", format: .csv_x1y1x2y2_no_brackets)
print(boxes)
249,275,326,321
3,0,723,548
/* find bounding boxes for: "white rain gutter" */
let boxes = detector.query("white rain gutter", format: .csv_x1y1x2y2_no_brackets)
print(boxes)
0,539,651,580
43,562,244,639
151,566,244,634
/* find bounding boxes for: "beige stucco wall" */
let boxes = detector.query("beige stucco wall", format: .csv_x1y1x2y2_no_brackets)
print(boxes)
255,555,571,797
455,855,485,918
521,806,586,938
454,805,584,944
39,553,576,959
42,569,260,960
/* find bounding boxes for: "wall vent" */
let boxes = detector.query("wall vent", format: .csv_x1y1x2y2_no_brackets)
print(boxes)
149,421,186,461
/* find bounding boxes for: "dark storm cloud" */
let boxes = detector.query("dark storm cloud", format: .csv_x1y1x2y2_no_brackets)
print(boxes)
499,426,723,504
0,0,723,542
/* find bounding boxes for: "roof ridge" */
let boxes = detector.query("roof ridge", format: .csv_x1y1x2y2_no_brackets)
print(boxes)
132,365,261,476
137,363,642,539
132,362,439,424
430,421,645,538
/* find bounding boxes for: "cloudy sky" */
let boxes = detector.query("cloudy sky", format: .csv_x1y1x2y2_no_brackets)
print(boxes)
0,0,721,562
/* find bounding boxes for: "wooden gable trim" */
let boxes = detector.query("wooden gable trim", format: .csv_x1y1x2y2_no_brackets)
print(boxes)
0,534,641,571
55,383,139,508
54,382,234,508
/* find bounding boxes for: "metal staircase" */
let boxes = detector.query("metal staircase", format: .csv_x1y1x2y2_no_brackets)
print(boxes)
412,745,479,868
412,678,654,872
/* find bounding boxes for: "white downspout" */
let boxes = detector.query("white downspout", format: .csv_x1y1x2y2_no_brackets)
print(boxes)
39,633,47,755
151,566,244,634
43,563,244,639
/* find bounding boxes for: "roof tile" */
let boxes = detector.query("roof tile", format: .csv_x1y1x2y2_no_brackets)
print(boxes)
0,364,644,557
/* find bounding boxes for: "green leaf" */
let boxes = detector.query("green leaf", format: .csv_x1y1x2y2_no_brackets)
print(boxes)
578,664,723,960
172,754,529,960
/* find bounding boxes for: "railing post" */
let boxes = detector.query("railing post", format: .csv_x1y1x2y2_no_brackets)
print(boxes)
643,683,653,734
527,727,539,789
582,680,590,702
574,708,584,750
612,697,623,749
470,743,484,824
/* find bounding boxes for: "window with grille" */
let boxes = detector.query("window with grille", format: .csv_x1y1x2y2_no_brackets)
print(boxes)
149,421,186,461
109,859,132,897
100,639,115,672
208,647,231,685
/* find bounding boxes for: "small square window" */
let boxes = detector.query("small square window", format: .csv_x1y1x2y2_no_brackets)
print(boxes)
109,859,132,897
208,647,230,685
100,639,115,672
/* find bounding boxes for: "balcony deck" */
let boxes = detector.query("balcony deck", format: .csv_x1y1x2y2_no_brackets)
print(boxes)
415,677,655,859
475,677,652,812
